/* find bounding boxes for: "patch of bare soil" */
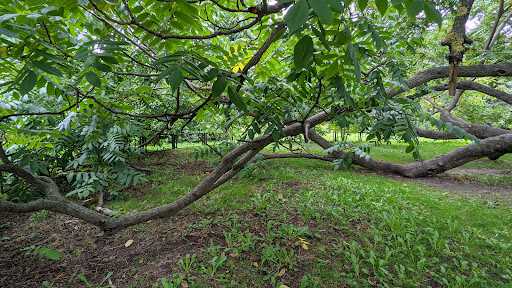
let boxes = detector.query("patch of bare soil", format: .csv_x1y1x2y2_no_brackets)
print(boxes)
374,168,512,204
447,167,511,177
122,150,212,198
0,211,220,287
0,209,320,288
177,160,212,176
133,149,212,176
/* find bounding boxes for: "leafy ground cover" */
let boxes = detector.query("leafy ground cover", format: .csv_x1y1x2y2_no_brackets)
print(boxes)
1,141,511,287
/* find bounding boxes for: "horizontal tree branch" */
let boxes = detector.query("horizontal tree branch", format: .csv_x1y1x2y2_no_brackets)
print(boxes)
415,128,460,140
433,80,512,105
389,62,512,97
439,110,511,139
309,130,512,178
0,110,335,232
260,153,335,162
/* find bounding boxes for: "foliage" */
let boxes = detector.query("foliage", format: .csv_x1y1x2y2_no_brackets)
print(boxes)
107,149,512,287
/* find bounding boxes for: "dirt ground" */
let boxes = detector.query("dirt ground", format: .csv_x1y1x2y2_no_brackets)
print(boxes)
370,167,512,204
1,151,511,287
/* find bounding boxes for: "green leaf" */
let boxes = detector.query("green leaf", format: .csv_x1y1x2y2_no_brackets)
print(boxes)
390,0,404,11
312,26,330,49
334,76,347,99
99,55,118,64
375,0,389,15
284,0,309,33
34,246,62,261
424,2,442,26
405,0,423,18
212,75,227,98
347,44,361,80
326,0,343,10
166,66,184,91
336,27,351,46
227,86,247,112
308,0,333,24
334,76,354,106
294,35,314,69
85,71,101,87
357,0,369,11
19,70,37,95
92,62,112,73
368,24,385,50
32,61,63,77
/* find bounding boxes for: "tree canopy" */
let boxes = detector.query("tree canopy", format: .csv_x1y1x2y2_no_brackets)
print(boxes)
0,0,511,231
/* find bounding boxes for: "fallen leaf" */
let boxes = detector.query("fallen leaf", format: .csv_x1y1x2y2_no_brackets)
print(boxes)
124,239,134,247
277,268,286,277
298,237,310,250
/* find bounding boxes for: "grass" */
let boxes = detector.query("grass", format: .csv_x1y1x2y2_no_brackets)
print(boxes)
105,141,512,287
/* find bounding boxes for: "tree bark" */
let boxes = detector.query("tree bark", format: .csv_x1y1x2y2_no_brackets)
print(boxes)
439,110,511,139
415,128,460,140
309,130,512,178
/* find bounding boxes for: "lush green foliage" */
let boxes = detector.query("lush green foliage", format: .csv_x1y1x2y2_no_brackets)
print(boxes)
71,147,512,287
1,1,511,285
3,0,501,200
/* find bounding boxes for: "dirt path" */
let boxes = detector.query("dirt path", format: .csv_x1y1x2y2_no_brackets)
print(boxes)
374,167,512,204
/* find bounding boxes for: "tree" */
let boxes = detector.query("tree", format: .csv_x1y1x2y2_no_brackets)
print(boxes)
0,0,511,232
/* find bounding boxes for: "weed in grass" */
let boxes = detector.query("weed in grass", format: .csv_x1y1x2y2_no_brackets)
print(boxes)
30,210,49,223
178,254,196,276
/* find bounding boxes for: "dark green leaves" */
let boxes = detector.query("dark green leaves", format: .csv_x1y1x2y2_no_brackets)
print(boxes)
284,0,309,33
336,27,351,46
294,35,314,69
227,86,247,111
334,76,354,107
390,0,404,11
375,0,389,15
405,0,423,18
166,67,184,91
424,2,442,26
308,0,333,24
347,44,361,80
92,61,112,73
357,0,369,11
32,61,63,77
85,71,101,87
19,70,37,95
212,76,227,98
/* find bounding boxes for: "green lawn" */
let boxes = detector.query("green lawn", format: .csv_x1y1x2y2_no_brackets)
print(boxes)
107,143,512,287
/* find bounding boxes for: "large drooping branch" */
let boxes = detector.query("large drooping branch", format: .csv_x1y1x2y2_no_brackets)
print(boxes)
2,62,512,231
0,110,334,232
402,63,512,140
308,130,512,178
